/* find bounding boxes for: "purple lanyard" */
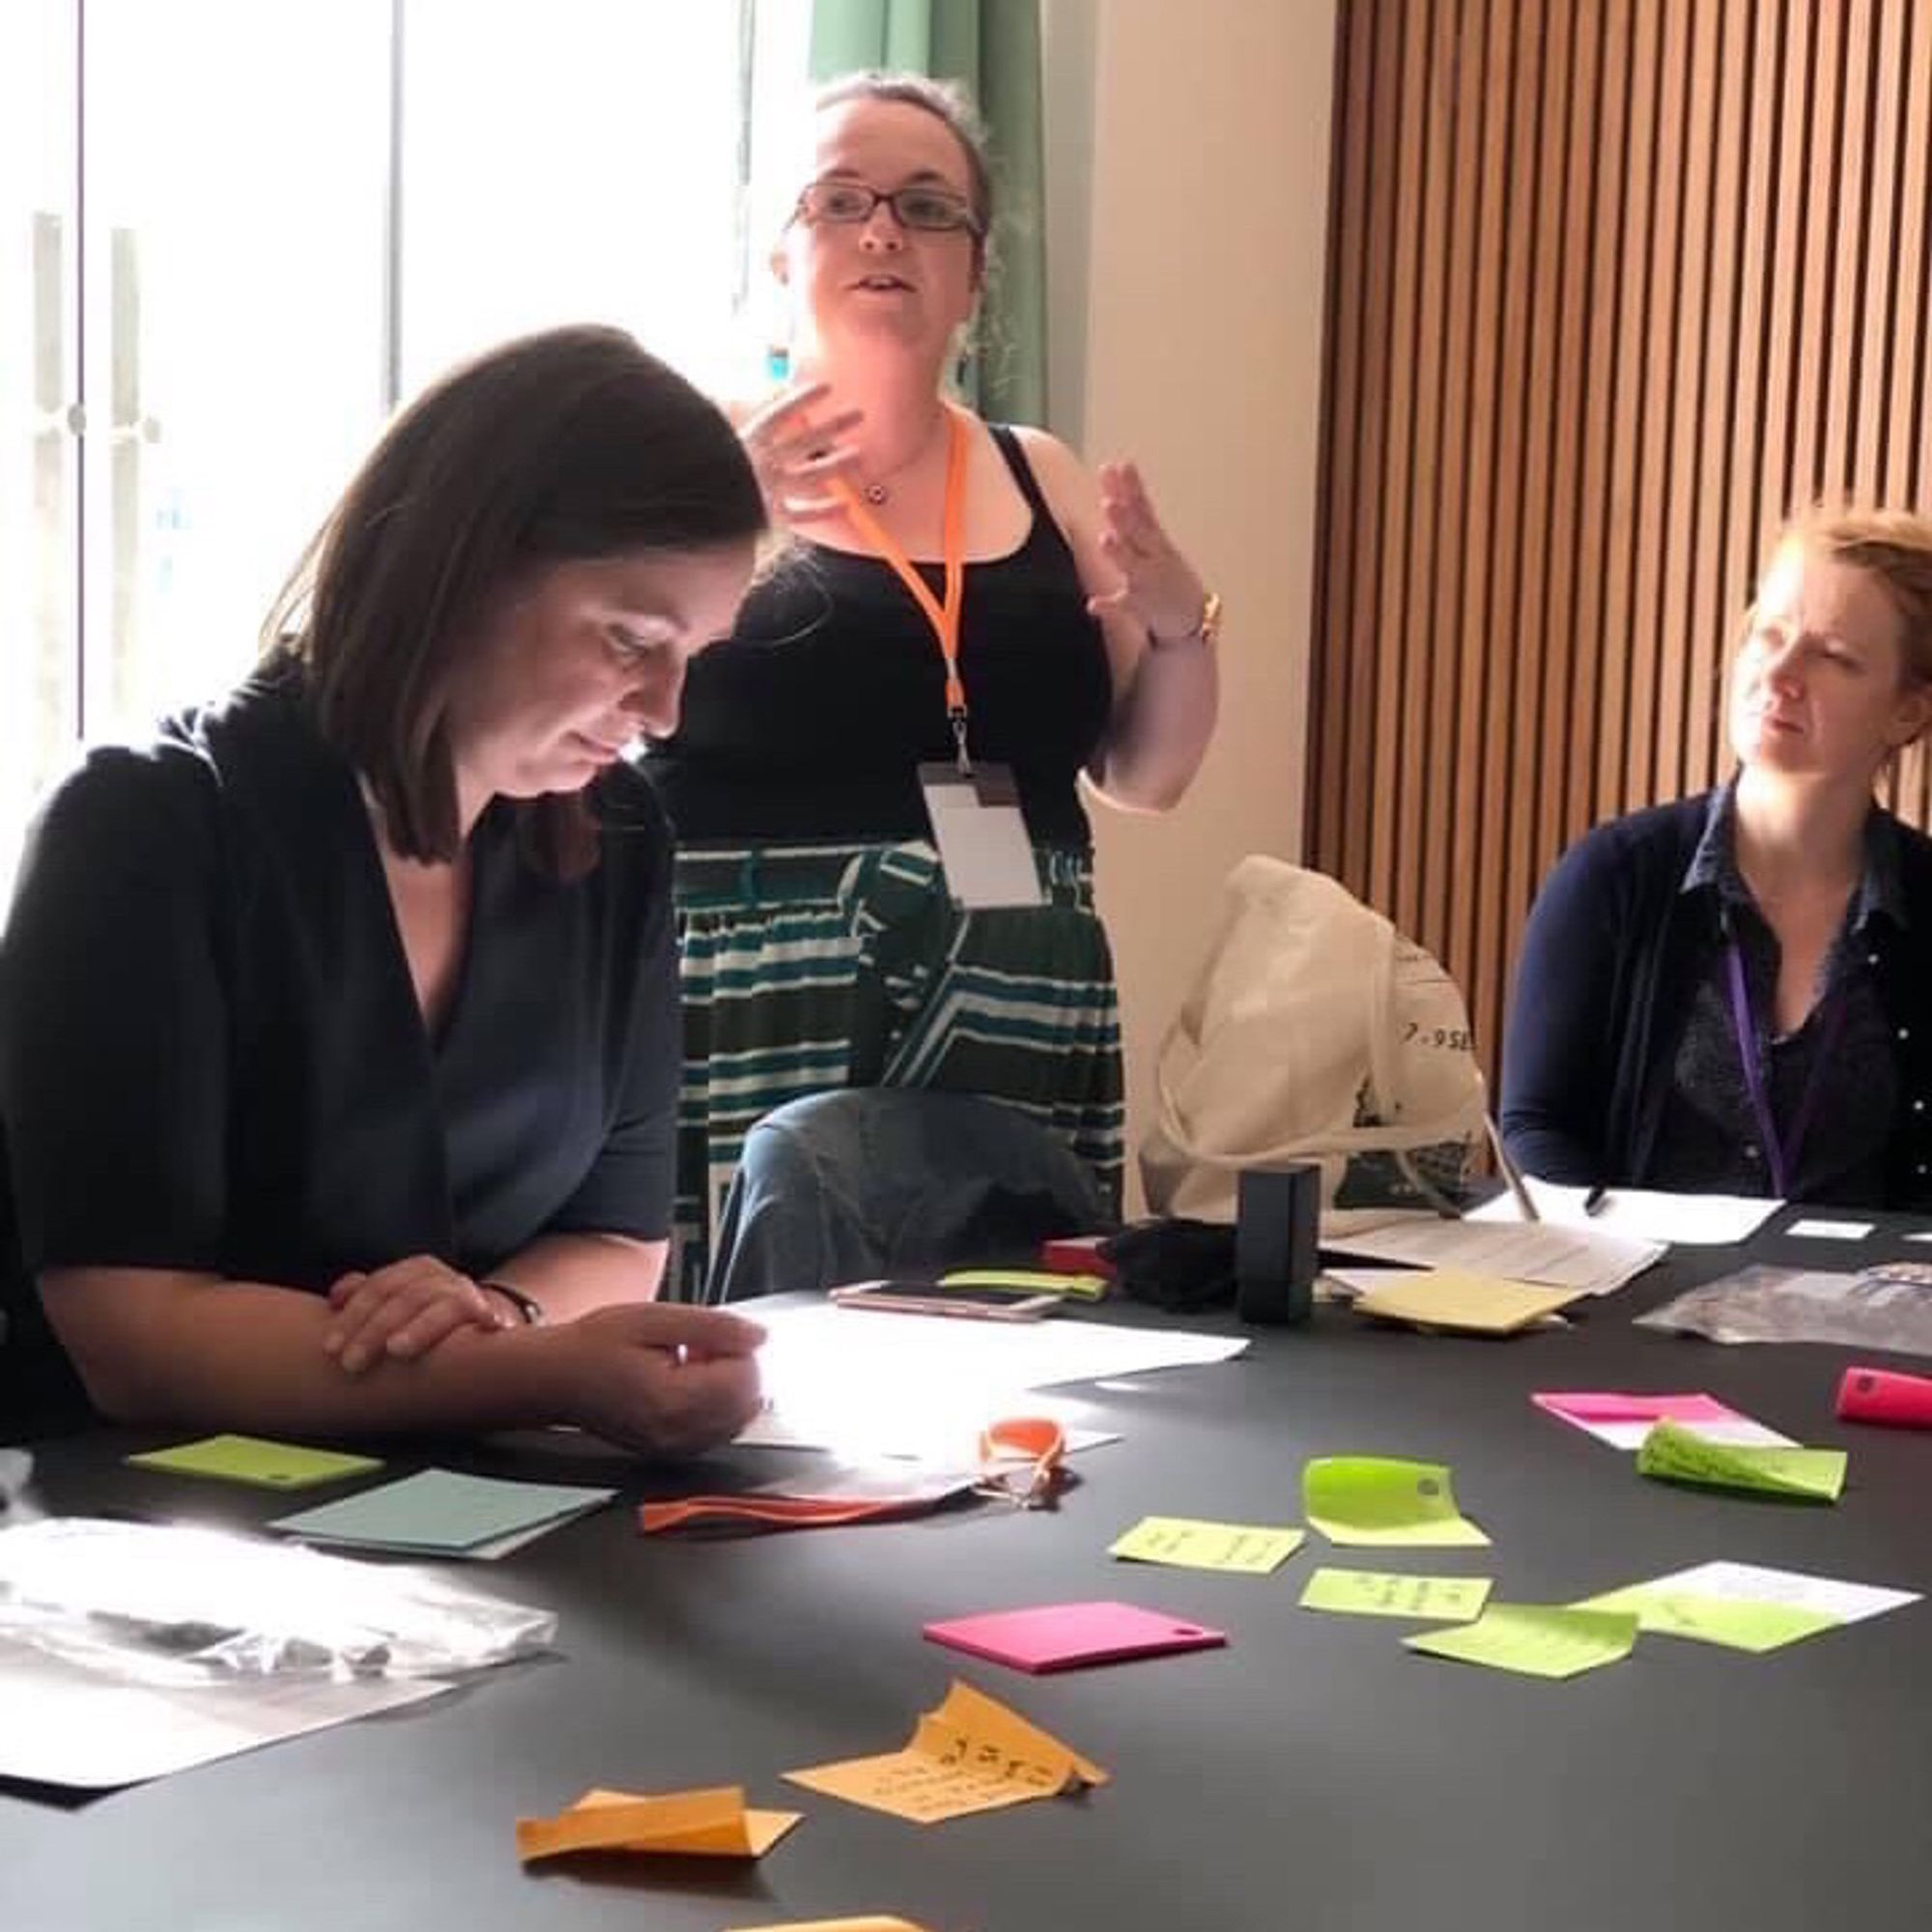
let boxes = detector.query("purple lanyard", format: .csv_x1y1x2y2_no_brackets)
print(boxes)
1723,941,1845,1199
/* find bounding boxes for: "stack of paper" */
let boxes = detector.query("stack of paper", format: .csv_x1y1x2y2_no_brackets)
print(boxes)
270,1469,615,1559
1323,1216,1661,1295
1467,1179,1779,1246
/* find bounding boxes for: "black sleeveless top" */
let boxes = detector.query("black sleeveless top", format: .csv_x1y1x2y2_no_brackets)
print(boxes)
642,425,1114,852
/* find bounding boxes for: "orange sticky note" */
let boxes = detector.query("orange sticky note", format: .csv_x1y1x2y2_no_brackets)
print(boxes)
783,1678,1107,1825
514,1785,801,1863
725,1919,933,1932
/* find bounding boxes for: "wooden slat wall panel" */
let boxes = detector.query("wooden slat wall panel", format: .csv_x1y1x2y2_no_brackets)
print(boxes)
1307,0,1932,1088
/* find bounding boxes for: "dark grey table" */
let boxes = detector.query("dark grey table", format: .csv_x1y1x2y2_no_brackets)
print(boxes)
5,1216,1931,1932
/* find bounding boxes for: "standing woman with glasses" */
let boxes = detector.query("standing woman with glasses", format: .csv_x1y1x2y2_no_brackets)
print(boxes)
643,72,1220,1296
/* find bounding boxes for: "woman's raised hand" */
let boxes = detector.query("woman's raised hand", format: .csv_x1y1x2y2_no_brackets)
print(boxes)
1086,460,1211,644
738,380,865,524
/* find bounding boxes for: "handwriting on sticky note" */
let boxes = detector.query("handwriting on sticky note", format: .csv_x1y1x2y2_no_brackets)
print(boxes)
1109,1517,1304,1574
126,1435,384,1490
1405,1605,1638,1678
1635,1419,1846,1501
1302,1457,1491,1546
1573,1559,1918,1651
1570,1587,1839,1653
1299,1567,1492,1620
783,1679,1106,1825
514,1785,801,1863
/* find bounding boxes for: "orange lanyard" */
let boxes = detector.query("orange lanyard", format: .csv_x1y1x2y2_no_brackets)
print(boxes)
835,405,973,772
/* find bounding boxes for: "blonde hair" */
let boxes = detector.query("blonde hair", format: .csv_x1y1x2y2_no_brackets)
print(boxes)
1771,505,1932,687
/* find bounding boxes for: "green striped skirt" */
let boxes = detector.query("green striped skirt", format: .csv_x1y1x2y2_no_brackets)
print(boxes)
669,838,1124,1299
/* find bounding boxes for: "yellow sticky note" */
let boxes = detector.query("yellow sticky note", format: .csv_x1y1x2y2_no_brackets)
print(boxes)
1354,1270,1577,1334
514,1785,801,1863
1636,1420,1846,1501
1572,1586,1840,1653
126,1435,383,1490
727,1920,933,1932
1299,1567,1492,1620
1405,1604,1638,1678
1109,1516,1305,1574
1302,1457,1491,1546
784,1679,1107,1825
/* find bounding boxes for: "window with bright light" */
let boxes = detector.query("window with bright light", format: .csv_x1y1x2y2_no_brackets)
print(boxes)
0,0,811,895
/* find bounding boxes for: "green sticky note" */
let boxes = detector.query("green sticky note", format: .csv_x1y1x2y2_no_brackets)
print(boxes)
940,1267,1110,1301
1302,1457,1491,1546
1573,1585,1840,1653
1109,1516,1305,1574
1636,1419,1846,1501
270,1468,614,1556
1405,1604,1638,1678
127,1435,384,1491
1299,1567,1492,1621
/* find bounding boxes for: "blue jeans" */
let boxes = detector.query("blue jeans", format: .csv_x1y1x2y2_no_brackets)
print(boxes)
706,1089,1114,1302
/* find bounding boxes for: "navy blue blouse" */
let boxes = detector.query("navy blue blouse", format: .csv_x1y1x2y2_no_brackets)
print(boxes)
0,662,679,1433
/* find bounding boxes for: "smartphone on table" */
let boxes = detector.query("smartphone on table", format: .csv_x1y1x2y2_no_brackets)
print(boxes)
828,1281,1061,1321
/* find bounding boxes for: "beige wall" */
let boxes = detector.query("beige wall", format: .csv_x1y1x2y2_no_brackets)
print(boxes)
1043,0,1337,1207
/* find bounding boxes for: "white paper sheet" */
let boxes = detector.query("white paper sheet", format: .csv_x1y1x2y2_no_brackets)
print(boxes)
1323,1217,1662,1295
0,1642,448,1788
1609,1560,1919,1626
733,1293,1245,1454
1785,1218,1875,1240
1467,1179,1781,1247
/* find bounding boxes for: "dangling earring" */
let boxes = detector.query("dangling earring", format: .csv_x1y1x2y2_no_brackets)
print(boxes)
766,342,791,384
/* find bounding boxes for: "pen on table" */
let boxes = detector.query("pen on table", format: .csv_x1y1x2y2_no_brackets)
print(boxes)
1485,1116,1541,1223
1581,1182,1610,1217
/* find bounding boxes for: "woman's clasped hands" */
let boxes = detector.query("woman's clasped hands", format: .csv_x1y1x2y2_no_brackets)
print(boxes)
321,1256,765,1456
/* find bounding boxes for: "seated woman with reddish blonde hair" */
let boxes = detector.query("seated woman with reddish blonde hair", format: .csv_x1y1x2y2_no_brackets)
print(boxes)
1501,508,1932,1209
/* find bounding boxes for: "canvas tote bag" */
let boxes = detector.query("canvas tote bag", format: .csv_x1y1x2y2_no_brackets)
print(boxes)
1140,858,1488,1229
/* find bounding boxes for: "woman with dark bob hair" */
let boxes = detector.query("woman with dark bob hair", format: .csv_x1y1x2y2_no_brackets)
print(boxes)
0,325,770,1451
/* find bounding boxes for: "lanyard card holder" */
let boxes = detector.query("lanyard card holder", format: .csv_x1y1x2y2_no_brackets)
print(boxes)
918,762,1046,909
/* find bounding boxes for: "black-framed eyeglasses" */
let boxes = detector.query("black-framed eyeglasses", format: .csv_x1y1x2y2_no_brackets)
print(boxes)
793,179,983,237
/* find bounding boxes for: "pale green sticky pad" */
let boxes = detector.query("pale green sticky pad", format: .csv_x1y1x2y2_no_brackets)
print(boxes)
940,1267,1110,1300
1636,1420,1845,1502
1405,1605,1638,1678
1573,1585,1840,1653
270,1468,614,1553
1299,1567,1492,1620
1109,1516,1305,1574
127,1434,384,1491
1302,1457,1491,1546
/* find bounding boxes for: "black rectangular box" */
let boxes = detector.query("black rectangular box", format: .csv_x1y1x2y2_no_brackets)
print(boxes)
1235,1164,1320,1325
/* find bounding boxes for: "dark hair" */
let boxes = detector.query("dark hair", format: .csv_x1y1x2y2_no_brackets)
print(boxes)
813,71,996,274
266,325,765,872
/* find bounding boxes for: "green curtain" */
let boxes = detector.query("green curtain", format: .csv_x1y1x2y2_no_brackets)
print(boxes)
807,0,1047,424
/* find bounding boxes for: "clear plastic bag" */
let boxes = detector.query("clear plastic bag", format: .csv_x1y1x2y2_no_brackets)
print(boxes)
0,1517,556,1687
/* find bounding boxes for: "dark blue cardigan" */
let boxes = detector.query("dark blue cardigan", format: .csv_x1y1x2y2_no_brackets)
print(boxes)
1499,792,1932,1209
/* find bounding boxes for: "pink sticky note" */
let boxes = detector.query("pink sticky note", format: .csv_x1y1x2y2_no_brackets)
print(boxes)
1534,1392,1735,1425
922,1601,1227,1673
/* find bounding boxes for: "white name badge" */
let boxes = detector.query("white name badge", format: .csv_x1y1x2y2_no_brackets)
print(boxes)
918,763,1047,909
